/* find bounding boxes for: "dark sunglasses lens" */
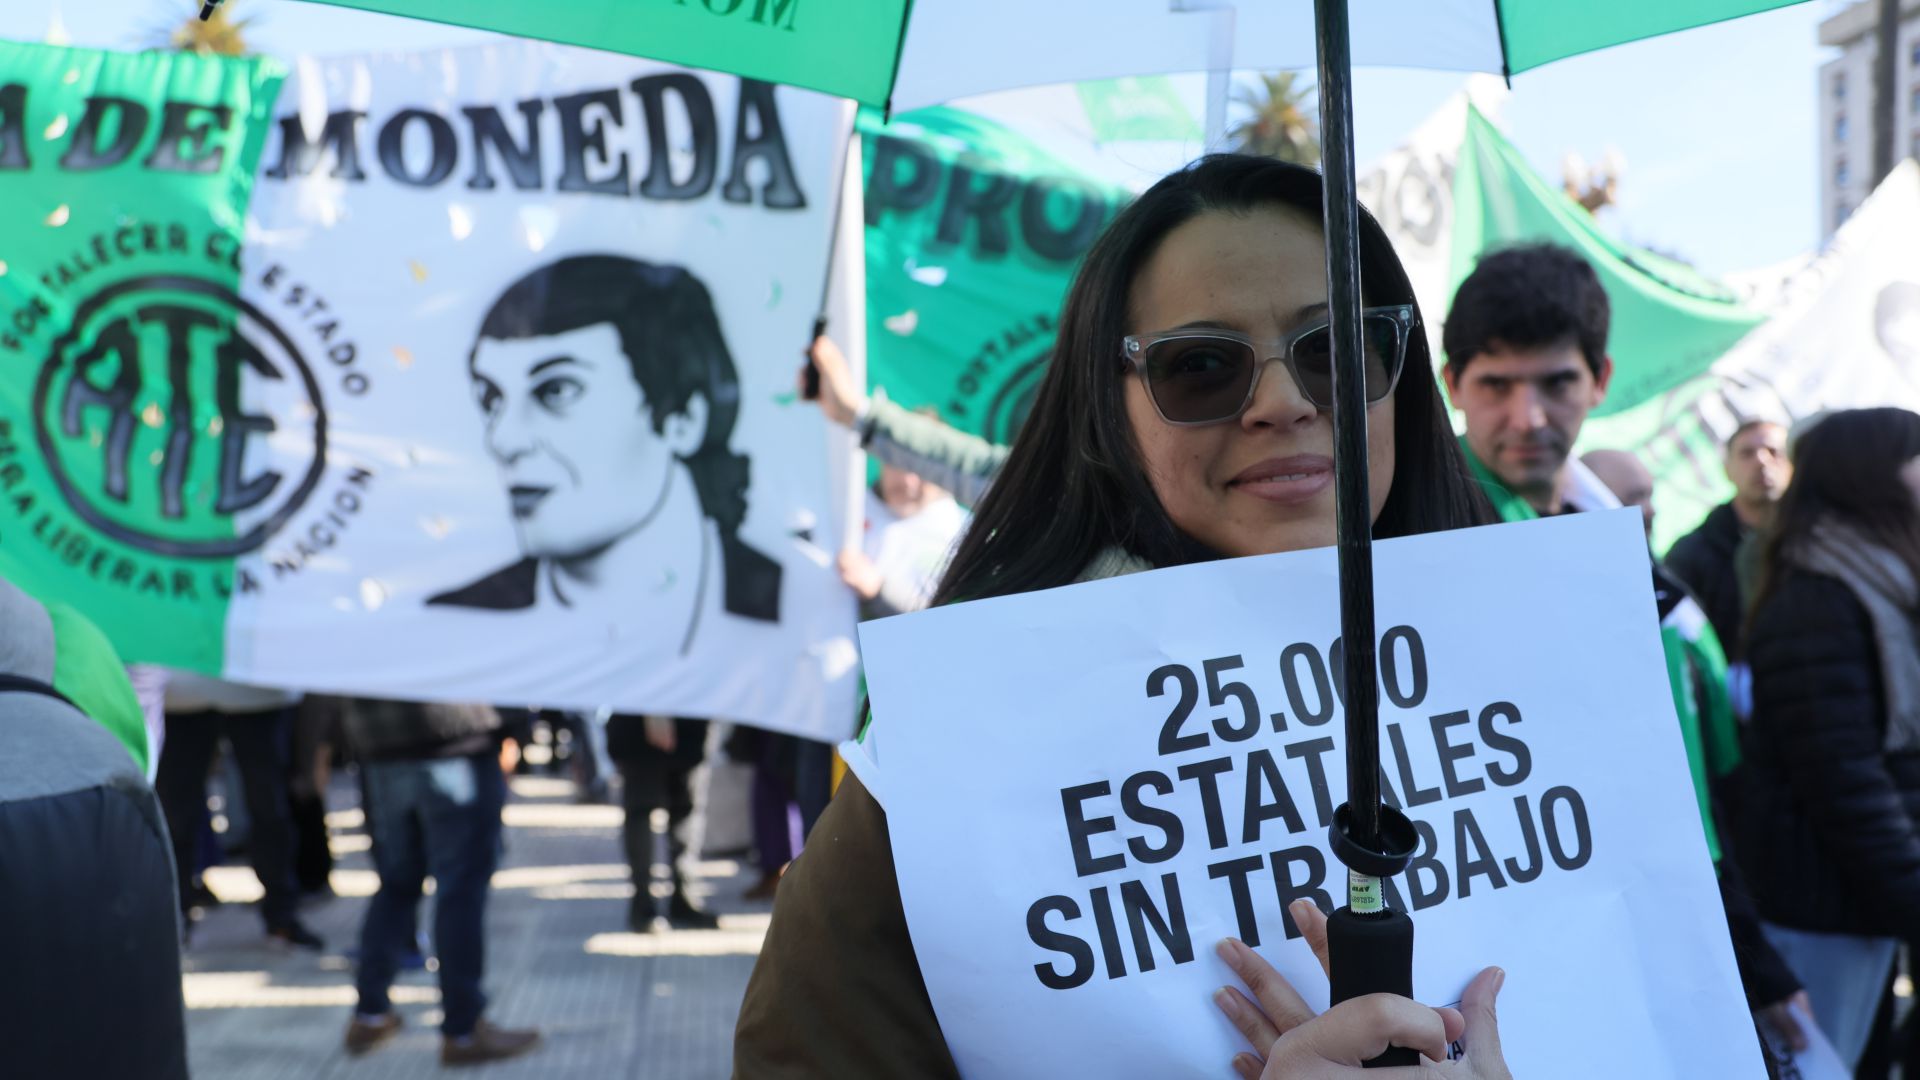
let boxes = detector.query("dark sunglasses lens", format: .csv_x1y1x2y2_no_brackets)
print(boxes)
1144,337,1257,422
1289,315,1404,407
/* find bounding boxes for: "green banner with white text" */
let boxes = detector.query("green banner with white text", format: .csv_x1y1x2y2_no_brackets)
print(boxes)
859,105,1133,444
0,40,283,672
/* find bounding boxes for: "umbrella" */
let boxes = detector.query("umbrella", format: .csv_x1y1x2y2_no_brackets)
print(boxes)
205,0,1816,1062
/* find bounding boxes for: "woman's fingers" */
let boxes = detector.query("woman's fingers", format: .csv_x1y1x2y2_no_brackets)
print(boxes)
1289,899,1332,977
1214,984,1284,1056
1231,1050,1264,1080
1456,967,1507,1066
1294,993,1455,1066
1437,1005,1466,1048
1217,938,1317,1036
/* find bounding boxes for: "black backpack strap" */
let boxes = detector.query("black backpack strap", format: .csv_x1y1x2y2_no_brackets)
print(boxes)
0,672,78,711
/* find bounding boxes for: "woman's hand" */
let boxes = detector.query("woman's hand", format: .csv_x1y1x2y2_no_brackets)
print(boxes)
800,335,866,427
837,550,884,601
1757,989,1813,1052
1212,899,1512,1078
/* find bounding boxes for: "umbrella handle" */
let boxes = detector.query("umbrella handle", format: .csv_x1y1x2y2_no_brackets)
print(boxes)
1326,802,1422,1068
1327,905,1420,1068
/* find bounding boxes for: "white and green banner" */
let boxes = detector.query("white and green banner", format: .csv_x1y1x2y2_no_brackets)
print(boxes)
1593,159,1920,554
0,39,284,673
5,39,863,738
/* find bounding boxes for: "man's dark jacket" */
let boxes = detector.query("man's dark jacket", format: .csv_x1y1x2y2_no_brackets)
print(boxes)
1667,502,1750,660
0,578,187,1079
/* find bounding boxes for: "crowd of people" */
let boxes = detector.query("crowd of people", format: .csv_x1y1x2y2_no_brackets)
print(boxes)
4,436,968,1076
6,151,1920,1078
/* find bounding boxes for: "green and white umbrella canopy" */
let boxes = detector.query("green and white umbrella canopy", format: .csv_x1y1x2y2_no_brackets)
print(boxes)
279,0,1810,108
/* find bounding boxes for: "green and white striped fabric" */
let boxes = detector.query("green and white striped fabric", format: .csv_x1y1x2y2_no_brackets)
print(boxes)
287,0,1810,108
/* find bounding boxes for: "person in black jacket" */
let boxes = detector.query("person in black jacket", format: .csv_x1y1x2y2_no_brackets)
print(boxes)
0,576,188,1080
1666,418,1791,664
1737,407,1920,1069
607,713,719,931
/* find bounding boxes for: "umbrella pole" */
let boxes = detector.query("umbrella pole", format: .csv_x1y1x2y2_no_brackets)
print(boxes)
1312,0,1421,1066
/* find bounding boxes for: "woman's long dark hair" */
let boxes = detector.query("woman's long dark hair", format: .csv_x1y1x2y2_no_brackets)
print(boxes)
1753,407,1920,610
930,155,1492,606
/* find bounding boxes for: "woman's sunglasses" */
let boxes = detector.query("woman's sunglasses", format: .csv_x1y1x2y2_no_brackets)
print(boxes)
1122,304,1415,426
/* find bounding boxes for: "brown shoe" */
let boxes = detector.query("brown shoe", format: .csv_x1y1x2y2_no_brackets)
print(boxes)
343,1012,402,1056
741,867,784,902
441,1020,541,1066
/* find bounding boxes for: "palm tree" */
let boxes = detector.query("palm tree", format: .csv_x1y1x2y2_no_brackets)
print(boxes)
147,0,254,56
1228,72,1320,165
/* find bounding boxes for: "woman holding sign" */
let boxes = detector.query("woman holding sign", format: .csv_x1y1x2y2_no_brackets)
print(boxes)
735,156,1510,1077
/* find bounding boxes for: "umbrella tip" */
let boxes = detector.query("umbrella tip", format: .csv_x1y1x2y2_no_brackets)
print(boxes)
197,0,222,21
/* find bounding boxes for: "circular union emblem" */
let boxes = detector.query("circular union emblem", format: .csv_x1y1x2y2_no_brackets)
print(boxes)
33,274,327,558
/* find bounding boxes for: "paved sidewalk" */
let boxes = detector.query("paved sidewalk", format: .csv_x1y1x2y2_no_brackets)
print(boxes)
184,774,770,1079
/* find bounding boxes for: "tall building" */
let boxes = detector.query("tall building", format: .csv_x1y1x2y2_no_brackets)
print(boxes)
1819,0,1920,238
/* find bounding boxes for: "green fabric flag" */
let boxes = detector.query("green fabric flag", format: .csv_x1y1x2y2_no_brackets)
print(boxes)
44,598,148,771
0,41,283,673
1449,104,1764,417
860,104,1131,443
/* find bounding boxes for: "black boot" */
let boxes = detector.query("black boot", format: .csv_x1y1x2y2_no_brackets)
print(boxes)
667,877,719,931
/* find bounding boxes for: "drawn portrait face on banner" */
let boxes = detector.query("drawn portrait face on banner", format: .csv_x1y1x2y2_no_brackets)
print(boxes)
428,255,781,646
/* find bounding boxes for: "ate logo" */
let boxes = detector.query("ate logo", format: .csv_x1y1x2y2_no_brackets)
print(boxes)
948,312,1052,447
33,274,327,558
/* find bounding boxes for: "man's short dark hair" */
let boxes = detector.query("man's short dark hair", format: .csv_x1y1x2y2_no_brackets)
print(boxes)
474,255,749,535
1726,417,1783,452
1442,243,1610,379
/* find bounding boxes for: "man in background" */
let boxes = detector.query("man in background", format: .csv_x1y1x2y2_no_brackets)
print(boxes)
156,674,322,949
1665,419,1792,663
1446,248,1806,1047
1581,449,1657,541
341,698,540,1065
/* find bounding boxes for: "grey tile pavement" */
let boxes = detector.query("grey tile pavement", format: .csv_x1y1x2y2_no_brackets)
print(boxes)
183,774,772,1080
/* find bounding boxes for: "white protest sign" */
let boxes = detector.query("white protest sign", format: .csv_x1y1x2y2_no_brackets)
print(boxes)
223,43,859,737
859,511,1762,1078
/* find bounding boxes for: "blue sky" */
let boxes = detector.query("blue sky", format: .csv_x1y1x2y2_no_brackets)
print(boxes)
4,0,1833,276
